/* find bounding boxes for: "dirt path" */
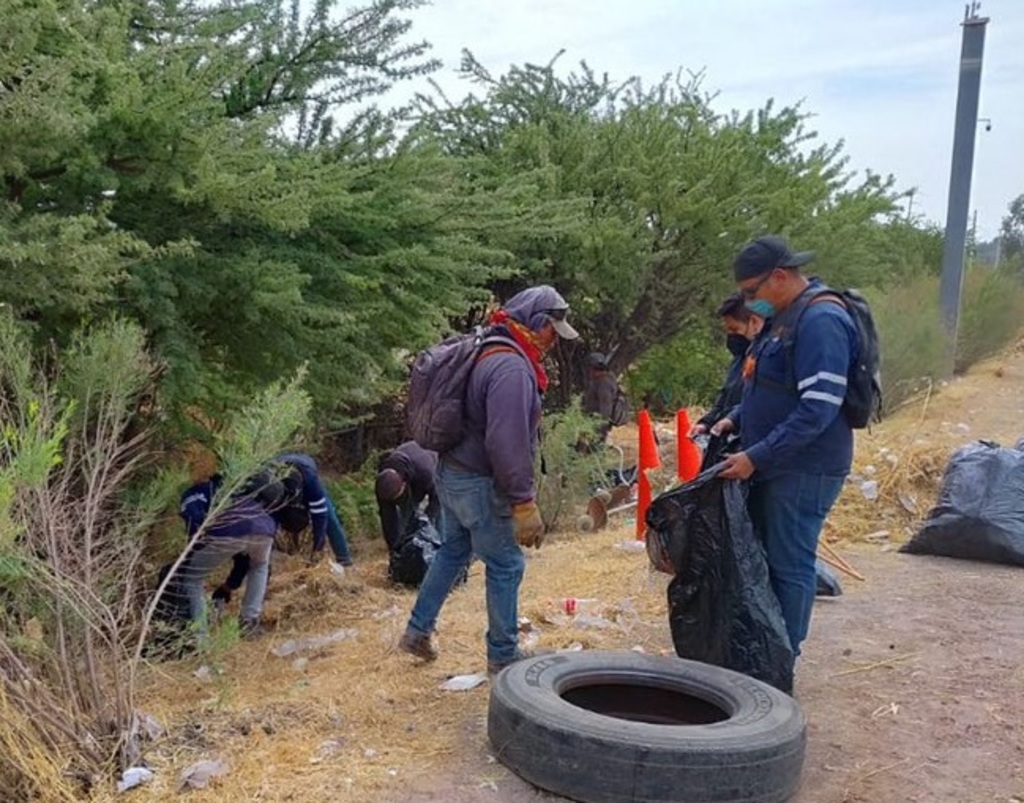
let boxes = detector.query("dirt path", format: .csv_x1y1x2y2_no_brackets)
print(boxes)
388,547,1024,803
132,349,1024,803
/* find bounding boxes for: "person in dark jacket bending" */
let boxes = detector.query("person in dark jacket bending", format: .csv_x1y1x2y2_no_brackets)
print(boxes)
375,441,440,553
399,285,580,674
376,441,447,585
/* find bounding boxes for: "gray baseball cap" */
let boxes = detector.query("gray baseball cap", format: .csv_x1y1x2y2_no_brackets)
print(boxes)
503,285,580,339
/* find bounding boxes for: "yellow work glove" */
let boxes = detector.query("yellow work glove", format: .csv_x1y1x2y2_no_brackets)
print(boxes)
512,501,545,549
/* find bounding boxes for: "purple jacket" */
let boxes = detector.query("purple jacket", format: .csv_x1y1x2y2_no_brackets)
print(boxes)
444,328,540,504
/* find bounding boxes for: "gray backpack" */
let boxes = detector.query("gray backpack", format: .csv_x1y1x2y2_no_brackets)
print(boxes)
406,328,520,453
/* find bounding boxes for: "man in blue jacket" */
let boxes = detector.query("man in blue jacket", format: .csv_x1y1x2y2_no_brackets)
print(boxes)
399,285,579,674
713,235,857,657
179,474,279,638
274,453,354,567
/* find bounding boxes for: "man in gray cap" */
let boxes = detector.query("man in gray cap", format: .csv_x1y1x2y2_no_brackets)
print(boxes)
399,284,578,674
713,235,857,660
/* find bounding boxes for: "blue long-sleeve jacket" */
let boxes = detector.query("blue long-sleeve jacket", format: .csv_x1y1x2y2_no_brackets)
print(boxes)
737,283,858,479
276,453,331,551
179,476,278,539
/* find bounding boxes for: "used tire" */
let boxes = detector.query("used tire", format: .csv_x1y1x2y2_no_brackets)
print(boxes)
488,650,805,803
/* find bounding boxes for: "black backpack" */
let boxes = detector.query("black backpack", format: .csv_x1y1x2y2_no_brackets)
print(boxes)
769,285,882,429
406,328,522,453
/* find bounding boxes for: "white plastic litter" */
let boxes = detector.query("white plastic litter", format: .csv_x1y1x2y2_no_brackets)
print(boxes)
116,767,154,793
859,480,879,501
310,739,343,764
614,540,647,553
372,604,400,620
898,493,919,514
179,759,229,791
272,628,358,657
573,613,617,630
438,672,488,691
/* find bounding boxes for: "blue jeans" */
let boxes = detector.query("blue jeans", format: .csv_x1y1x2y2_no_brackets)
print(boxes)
325,495,353,566
748,472,845,655
407,464,524,663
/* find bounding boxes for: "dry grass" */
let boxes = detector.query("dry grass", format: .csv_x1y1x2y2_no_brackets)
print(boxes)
828,351,1024,545
119,346,1024,802
125,529,672,802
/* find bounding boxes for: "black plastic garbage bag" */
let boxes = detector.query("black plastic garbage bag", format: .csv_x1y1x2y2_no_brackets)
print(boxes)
388,515,470,588
698,432,740,474
815,559,843,597
388,515,442,587
901,440,1024,567
646,469,795,693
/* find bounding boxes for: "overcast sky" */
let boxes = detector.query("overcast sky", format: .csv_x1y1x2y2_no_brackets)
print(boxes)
388,0,1023,240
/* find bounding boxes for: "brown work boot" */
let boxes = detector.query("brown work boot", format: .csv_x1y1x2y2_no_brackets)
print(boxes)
239,618,267,640
487,648,553,676
399,629,438,662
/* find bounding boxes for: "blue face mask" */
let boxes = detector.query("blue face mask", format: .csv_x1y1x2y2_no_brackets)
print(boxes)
745,298,775,319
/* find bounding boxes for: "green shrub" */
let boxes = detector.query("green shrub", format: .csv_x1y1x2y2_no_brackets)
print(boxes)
866,269,1024,412
327,469,381,547
625,326,726,415
955,268,1024,371
535,400,605,531
865,278,947,411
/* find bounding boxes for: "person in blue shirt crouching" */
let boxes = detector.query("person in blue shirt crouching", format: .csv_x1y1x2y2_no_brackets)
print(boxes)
713,235,857,659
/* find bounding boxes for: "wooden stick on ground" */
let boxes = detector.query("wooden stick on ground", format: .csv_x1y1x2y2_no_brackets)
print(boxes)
833,652,921,678
819,540,866,581
816,550,863,582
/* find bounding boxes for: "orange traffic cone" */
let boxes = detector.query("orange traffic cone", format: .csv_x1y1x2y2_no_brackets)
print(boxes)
675,408,702,483
636,409,661,540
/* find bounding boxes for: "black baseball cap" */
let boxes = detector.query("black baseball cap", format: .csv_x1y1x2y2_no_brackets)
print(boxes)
733,235,815,281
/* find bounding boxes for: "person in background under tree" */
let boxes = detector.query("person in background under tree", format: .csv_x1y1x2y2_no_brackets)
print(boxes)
581,352,629,447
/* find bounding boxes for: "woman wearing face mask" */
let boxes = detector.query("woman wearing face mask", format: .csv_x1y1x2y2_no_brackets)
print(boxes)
689,293,764,439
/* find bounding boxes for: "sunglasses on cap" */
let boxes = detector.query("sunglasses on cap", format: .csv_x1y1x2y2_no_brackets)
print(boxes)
543,307,569,321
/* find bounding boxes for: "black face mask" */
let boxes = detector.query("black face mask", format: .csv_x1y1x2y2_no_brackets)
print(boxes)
726,333,749,357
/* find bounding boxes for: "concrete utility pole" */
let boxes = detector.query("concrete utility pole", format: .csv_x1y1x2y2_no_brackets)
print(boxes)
939,3,989,372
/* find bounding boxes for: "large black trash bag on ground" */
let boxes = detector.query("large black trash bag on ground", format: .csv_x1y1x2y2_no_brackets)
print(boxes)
901,440,1024,567
646,470,795,693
